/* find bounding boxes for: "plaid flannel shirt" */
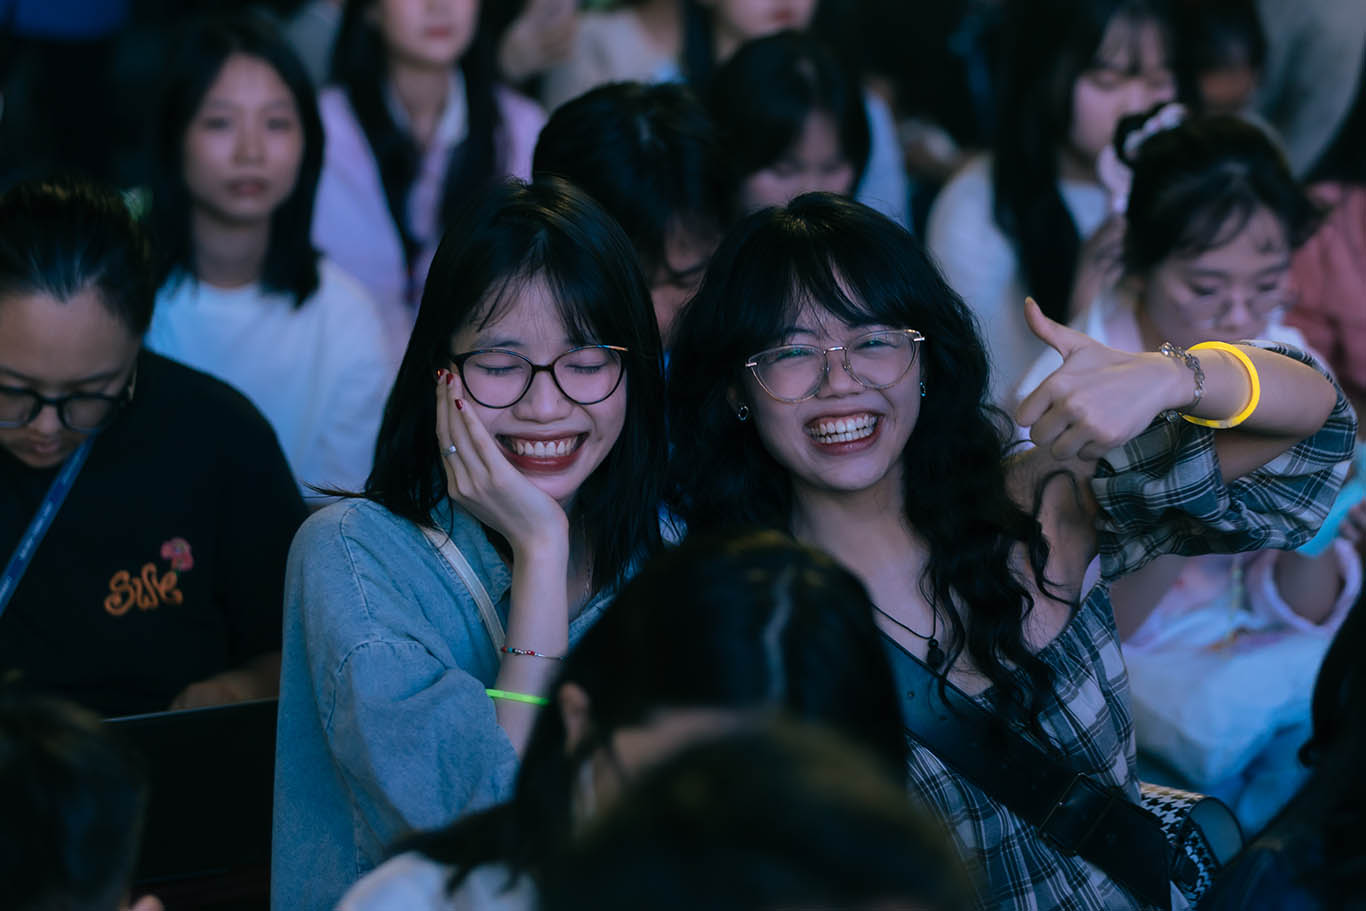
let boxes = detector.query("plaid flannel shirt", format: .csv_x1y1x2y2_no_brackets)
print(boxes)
893,343,1355,911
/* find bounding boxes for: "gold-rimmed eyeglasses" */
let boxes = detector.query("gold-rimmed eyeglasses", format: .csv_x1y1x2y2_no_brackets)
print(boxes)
744,329,926,403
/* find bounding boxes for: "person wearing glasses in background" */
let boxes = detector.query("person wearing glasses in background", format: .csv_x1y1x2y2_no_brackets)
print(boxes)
1014,109,1359,832
0,178,306,719
272,178,668,911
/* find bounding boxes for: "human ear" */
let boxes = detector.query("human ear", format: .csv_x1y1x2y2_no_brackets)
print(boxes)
558,681,592,754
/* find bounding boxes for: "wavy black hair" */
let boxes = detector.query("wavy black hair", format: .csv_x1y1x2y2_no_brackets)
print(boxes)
330,0,502,269
532,81,727,287
1117,110,1320,275
993,0,1175,323
402,528,909,894
666,192,1057,730
148,14,323,307
706,31,870,218
363,177,665,595
0,177,156,335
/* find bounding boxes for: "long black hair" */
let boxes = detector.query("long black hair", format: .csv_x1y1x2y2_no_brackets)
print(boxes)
532,81,726,286
403,528,909,893
992,0,1175,323
330,0,503,268
364,177,665,595
706,31,870,217
147,14,324,307
1117,110,1320,276
667,192,1056,729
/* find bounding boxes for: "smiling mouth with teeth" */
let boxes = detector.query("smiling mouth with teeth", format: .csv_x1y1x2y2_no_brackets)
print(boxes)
806,414,879,444
503,435,583,459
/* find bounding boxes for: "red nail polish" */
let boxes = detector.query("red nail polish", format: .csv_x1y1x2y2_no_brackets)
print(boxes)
446,373,455,386
455,398,464,411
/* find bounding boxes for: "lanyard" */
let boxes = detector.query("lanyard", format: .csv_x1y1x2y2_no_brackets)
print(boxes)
0,437,96,619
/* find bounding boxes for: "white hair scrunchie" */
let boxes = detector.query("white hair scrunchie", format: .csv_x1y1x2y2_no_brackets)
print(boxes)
1098,102,1188,215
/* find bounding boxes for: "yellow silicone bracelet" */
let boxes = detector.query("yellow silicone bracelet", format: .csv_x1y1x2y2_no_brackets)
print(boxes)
1181,342,1261,429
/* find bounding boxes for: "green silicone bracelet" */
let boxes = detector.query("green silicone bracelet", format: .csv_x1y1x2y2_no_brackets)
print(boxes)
485,688,549,706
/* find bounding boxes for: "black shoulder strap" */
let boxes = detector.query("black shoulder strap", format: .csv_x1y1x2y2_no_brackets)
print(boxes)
894,638,1173,910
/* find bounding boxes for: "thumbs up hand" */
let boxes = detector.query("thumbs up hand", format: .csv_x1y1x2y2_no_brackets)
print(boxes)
1015,298,1194,461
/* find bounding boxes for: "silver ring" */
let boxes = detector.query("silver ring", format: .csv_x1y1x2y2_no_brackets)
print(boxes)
444,444,458,456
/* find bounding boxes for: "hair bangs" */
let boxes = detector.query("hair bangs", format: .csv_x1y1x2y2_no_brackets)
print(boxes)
539,234,631,350
783,207,931,336
1122,116,1316,275
1169,188,1259,261
1093,5,1174,72
669,195,1065,735
367,178,665,597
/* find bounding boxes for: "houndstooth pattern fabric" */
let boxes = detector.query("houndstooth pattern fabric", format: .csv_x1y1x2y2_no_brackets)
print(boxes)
891,344,1354,911
1140,783,1223,904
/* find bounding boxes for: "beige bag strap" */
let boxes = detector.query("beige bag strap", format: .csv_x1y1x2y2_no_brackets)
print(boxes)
422,525,505,650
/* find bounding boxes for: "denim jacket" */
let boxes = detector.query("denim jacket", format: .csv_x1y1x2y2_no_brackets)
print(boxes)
271,498,610,911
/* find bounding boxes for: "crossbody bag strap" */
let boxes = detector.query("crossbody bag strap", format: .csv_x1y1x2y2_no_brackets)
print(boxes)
0,437,96,620
893,639,1173,910
421,525,505,650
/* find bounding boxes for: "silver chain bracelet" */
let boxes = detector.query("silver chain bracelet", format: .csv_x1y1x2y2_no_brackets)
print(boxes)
1158,342,1206,422
1152,341,1207,423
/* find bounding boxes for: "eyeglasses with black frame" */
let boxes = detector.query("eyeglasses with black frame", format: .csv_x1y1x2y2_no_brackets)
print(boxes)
447,345,629,409
0,369,137,433
744,329,926,403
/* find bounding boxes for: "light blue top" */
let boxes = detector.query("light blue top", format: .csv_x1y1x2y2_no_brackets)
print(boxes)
271,497,611,911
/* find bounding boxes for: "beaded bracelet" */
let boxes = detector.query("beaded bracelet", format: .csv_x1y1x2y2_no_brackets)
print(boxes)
1182,342,1261,430
486,688,549,706
501,645,564,660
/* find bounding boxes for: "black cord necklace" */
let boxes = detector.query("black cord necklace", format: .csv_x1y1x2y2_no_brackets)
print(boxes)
875,605,946,671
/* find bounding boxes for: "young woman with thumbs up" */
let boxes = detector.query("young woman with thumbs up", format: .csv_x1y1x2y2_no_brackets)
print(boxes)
665,191,1354,911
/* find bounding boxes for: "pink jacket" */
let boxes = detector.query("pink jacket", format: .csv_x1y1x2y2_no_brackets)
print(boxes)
1288,182,1366,408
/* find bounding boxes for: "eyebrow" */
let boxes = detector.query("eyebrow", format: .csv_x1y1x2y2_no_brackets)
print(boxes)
1183,259,1291,279
201,98,296,110
0,366,124,385
467,336,581,350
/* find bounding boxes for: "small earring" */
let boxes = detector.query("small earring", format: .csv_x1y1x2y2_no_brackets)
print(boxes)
919,380,927,398
736,404,750,422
